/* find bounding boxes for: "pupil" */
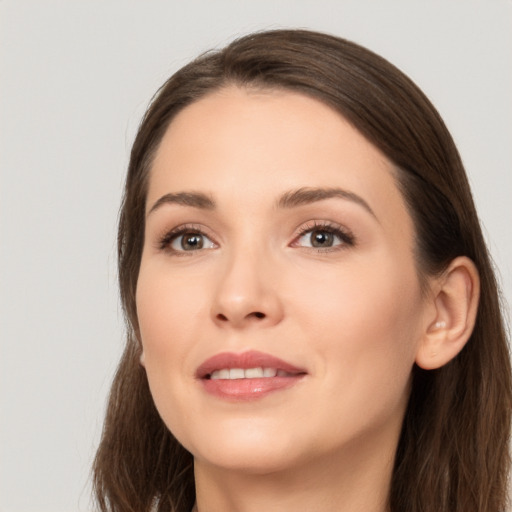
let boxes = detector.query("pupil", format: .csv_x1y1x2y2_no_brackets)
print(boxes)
182,233,203,250
311,230,333,247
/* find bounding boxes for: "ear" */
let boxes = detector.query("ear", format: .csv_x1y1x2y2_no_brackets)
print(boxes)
415,256,480,370
139,341,146,368
135,326,145,368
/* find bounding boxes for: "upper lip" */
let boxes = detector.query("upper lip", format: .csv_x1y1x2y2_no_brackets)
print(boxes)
196,350,307,379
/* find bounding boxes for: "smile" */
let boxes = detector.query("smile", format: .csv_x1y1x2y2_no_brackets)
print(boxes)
209,368,296,380
197,350,307,401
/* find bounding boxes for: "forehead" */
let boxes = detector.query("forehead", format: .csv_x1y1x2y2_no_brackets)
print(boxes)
148,86,410,232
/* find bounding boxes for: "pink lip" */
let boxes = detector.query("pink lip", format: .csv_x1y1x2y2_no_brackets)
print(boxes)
196,350,305,377
196,350,307,401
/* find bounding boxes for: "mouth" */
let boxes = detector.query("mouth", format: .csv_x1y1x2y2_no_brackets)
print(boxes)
196,350,307,401
208,367,298,380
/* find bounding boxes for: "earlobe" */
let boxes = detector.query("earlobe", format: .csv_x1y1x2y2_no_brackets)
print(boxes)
415,256,480,370
135,326,145,368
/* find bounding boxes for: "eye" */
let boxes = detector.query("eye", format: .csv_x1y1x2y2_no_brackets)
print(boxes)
294,223,354,250
297,229,341,248
159,226,217,253
172,231,216,251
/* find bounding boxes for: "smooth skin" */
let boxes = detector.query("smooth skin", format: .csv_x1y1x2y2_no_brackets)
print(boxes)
136,87,479,512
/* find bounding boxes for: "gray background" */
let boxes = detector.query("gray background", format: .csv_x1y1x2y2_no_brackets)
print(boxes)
1,1,511,511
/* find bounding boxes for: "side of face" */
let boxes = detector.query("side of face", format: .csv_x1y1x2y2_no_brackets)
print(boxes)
135,86,435,473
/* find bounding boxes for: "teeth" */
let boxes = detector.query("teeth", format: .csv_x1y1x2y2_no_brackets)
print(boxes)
229,368,245,379
210,367,288,380
245,367,264,378
263,367,277,377
217,369,230,379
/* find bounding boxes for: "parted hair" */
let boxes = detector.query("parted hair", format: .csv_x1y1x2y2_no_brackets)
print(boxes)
93,29,511,512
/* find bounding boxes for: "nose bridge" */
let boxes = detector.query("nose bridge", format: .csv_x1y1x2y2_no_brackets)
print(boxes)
212,235,283,327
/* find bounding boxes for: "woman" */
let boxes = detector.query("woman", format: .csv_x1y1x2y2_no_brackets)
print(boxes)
93,29,511,512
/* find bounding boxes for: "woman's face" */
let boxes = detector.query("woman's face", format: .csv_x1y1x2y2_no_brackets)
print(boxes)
136,87,431,473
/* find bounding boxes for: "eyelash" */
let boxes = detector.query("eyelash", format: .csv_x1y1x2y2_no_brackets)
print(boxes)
292,221,356,252
157,224,215,255
157,221,355,255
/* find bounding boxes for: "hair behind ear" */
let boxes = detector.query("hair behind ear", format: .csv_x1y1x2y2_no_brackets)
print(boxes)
392,251,511,512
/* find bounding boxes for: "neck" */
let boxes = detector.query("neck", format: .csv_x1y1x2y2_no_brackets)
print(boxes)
193,433,396,512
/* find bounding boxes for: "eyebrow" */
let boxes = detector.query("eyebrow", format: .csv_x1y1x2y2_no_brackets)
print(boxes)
147,186,376,219
276,187,376,218
147,192,215,217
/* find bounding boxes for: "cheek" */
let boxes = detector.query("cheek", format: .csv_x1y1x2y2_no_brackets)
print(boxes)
137,263,203,354
296,255,423,406
297,251,422,341
135,263,209,439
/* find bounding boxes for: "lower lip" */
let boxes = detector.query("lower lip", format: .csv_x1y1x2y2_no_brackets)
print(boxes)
200,375,305,401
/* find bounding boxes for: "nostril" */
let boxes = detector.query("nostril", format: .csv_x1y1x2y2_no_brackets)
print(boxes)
215,311,266,323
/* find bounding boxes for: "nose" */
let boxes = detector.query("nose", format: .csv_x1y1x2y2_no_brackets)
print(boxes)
211,249,284,329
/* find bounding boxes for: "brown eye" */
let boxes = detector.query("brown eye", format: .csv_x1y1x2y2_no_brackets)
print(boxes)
170,232,215,252
182,233,203,250
310,230,334,247
294,223,355,251
297,228,341,249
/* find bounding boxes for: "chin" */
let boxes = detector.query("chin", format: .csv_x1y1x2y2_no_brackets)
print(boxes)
194,445,300,475
182,420,305,474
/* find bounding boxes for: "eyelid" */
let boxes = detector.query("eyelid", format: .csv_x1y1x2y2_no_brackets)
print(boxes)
154,220,355,255
156,223,219,253
290,220,356,249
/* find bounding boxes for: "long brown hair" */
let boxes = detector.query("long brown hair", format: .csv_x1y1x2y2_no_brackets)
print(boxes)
93,29,511,512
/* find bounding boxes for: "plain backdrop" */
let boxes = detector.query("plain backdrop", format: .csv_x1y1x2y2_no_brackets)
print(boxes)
1,1,511,511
